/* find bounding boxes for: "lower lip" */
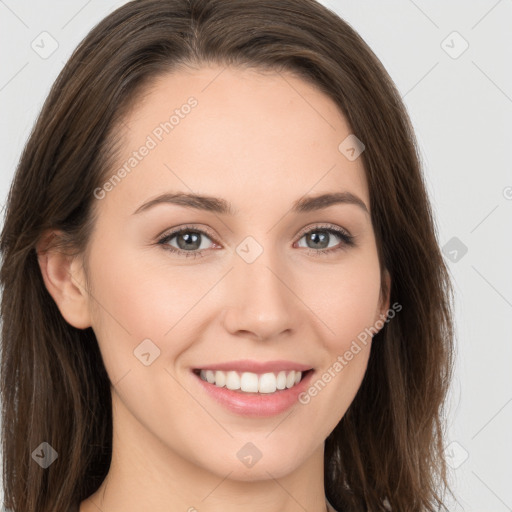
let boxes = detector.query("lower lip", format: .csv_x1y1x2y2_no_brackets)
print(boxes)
192,369,314,417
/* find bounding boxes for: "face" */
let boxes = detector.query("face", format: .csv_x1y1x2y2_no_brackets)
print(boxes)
72,65,390,482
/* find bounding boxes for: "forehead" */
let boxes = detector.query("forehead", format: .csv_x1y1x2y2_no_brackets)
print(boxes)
101,65,369,217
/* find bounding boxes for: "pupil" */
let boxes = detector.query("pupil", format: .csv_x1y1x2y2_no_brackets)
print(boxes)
178,232,200,250
309,232,328,249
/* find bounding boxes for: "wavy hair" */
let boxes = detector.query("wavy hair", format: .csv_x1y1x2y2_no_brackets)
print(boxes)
0,0,456,510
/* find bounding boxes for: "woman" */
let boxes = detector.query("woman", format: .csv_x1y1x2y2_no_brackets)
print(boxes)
0,0,456,510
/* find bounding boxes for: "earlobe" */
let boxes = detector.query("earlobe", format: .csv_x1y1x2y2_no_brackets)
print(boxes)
36,231,92,330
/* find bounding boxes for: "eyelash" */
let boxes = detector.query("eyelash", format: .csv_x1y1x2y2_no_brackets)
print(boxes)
156,224,356,259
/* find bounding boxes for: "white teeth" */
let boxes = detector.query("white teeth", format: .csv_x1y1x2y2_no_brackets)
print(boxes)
240,372,259,392
215,370,226,387
198,369,305,393
259,372,277,393
276,371,287,390
225,371,240,390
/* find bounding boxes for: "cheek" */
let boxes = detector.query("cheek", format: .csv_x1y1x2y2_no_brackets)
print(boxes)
299,251,383,350
294,256,381,435
85,238,224,382
84,239,179,381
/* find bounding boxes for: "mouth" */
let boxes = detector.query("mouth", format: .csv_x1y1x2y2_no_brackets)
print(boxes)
192,368,314,395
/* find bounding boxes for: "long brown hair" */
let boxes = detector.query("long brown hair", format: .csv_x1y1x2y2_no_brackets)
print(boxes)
0,0,456,510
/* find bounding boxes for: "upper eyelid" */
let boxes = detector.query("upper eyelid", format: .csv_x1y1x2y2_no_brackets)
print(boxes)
295,223,351,238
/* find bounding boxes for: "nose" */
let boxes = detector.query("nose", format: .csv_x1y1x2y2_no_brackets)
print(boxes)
221,252,300,341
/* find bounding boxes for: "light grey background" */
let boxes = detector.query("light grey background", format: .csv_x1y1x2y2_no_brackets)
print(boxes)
1,1,511,510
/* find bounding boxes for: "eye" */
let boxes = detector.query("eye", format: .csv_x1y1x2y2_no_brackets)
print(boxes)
295,224,355,256
157,223,355,259
157,225,217,259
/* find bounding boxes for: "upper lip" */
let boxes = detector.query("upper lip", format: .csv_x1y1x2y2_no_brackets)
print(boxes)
193,359,314,374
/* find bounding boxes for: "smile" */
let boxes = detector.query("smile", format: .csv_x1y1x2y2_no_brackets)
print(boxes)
191,366,315,417
195,369,307,394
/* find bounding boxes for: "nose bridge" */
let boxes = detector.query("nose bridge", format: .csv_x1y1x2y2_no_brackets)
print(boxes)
222,238,297,339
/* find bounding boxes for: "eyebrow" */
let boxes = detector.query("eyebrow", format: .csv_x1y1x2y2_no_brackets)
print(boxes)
132,191,369,216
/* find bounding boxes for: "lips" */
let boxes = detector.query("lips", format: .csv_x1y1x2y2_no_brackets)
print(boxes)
190,360,316,417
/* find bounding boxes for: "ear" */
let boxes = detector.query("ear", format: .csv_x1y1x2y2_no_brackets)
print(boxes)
36,230,92,330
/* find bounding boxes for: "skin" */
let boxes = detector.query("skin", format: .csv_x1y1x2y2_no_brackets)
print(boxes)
38,64,390,512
